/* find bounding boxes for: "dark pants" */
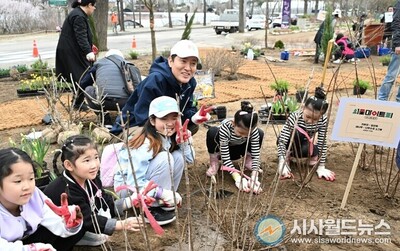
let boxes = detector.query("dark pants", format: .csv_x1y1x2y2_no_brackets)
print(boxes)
314,43,320,64
334,51,355,61
279,130,319,158
206,126,264,160
22,225,85,251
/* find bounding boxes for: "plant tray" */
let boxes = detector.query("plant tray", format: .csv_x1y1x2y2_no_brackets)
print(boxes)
259,114,287,124
17,89,45,97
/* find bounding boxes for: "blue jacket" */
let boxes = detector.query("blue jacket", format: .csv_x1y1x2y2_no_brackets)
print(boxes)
111,56,197,135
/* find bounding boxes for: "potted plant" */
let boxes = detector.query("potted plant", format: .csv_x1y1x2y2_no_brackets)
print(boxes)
353,79,372,95
295,85,307,102
379,55,391,66
270,79,290,96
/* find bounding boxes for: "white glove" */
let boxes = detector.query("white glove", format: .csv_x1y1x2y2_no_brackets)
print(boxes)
123,192,139,208
278,157,293,179
28,243,56,251
232,172,250,192
316,164,336,181
155,187,182,207
248,170,262,194
86,52,96,61
191,105,213,124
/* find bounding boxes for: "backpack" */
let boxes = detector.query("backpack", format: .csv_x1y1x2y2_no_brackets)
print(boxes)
106,55,142,95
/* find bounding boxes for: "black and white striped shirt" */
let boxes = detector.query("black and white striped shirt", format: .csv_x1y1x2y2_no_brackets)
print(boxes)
219,120,261,170
277,110,328,164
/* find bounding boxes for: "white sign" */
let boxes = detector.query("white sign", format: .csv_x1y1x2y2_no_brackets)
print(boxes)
385,12,393,23
331,98,400,148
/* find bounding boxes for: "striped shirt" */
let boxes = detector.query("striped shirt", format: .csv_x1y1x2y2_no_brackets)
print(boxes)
277,110,328,164
219,120,261,170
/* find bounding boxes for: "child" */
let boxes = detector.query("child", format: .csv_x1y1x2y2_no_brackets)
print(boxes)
114,96,194,225
44,135,143,247
0,147,83,251
206,101,264,194
277,87,335,181
333,33,356,64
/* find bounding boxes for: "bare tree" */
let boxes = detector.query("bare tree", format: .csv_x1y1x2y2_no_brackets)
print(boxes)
92,0,108,51
239,0,245,33
143,0,157,60
167,0,172,28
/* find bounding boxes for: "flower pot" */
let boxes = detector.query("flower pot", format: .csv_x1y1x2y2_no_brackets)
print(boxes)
213,106,227,120
353,86,367,95
270,114,287,124
295,90,307,102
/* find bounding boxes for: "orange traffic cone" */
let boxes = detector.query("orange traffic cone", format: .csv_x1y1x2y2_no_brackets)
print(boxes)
33,40,39,58
131,36,137,49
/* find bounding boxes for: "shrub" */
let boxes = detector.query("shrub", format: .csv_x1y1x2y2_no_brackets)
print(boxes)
379,55,391,65
274,40,285,49
202,49,230,76
16,64,28,73
0,68,10,78
129,50,139,60
270,79,290,94
225,53,245,80
30,59,48,71
290,26,300,31
353,79,372,90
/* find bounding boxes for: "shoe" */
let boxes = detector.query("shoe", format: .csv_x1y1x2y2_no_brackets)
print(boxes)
144,207,176,226
309,155,319,166
332,59,342,64
75,232,108,246
206,153,220,177
161,206,175,211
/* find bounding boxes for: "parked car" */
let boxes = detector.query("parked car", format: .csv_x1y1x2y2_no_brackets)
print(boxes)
271,13,298,28
124,20,144,28
246,15,266,31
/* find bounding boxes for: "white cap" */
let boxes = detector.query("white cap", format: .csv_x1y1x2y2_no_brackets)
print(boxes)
332,9,342,18
105,49,124,59
170,40,199,61
149,96,180,118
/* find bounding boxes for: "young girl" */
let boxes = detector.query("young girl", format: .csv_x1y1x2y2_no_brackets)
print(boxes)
205,101,264,194
114,96,194,225
44,135,143,247
277,87,335,181
0,147,83,251
333,33,356,64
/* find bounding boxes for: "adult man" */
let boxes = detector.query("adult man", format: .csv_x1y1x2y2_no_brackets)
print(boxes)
111,12,118,33
80,49,131,126
110,40,212,135
378,1,400,102
381,6,394,46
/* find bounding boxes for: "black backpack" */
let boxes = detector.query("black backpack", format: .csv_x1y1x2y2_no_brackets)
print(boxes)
106,55,142,95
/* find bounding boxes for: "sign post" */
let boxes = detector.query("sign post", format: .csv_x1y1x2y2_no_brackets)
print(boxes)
49,0,67,6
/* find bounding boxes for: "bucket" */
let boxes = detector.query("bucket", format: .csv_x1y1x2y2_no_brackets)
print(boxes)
214,106,227,120
280,51,289,60
379,47,391,56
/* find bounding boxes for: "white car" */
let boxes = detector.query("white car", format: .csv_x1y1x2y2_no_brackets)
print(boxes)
246,15,266,31
271,13,298,28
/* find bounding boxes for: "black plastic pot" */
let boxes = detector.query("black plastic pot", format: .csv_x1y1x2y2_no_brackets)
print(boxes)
213,106,227,120
17,89,45,97
353,86,367,95
295,90,307,102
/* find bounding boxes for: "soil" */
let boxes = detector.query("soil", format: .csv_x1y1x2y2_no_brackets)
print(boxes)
1,43,400,251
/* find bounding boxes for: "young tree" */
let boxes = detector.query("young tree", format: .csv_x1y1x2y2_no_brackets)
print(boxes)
143,0,157,60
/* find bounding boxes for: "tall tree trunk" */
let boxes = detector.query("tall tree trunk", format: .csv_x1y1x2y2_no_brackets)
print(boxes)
264,0,269,49
144,0,157,60
167,0,172,28
92,0,108,52
239,0,244,33
119,0,125,31
203,0,206,26
304,0,308,16
315,0,319,16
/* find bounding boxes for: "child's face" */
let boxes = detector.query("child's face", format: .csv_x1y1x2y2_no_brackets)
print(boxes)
0,161,35,211
66,148,100,186
153,112,179,137
233,122,250,138
302,106,323,124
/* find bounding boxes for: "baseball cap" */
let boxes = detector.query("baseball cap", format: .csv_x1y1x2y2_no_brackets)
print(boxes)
170,40,199,61
105,49,124,59
332,9,342,18
149,96,180,118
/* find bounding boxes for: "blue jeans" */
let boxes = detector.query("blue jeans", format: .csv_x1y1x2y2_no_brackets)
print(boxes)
378,53,400,102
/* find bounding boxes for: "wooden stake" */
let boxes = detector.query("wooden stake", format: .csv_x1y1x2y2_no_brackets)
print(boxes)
340,143,364,209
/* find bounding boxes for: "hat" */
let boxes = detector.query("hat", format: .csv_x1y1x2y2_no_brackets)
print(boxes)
170,40,199,61
105,49,124,59
149,96,180,118
332,9,342,18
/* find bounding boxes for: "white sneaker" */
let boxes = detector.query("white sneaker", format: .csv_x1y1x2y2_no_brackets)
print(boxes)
332,59,342,64
76,232,108,246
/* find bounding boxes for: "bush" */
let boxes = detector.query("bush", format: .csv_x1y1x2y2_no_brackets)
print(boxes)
202,49,230,76
274,40,285,49
270,79,290,94
225,53,245,80
353,79,372,90
129,50,139,60
0,68,10,78
379,55,391,65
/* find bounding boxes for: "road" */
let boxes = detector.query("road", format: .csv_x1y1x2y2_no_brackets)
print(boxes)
0,27,235,68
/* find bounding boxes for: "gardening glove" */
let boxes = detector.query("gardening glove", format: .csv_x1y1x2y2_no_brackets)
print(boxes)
86,52,96,62
248,170,262,194
123,192,142,209
92,44,99,55
175,119,192,144
191,105,214,124
45,193,83,230
232,172,250,193
28,243,56,251
278,157,293,179
153,187,182,207
316,164,336,182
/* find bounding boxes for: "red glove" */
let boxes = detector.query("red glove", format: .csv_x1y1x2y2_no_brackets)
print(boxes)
92,44,99,55
175,119,191,144
45,193,83,229
191,105,214,124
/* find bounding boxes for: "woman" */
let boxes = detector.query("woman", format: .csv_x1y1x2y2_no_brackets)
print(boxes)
56,0,97,110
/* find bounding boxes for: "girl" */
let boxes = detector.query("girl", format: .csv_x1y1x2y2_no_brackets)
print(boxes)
114,96,194,225
332,33,356,64
0,147,83,251
206,101,264,194
44,135,143,248
277,87,335,181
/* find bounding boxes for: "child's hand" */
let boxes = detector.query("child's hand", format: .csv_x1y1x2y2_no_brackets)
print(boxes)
278,157,293,180
28,243,56,251
45,193,83,229
123,217,144,231
191,105,214,124
175,119,191,144
232,172,250,192
316,164,336,181
248,170,262,194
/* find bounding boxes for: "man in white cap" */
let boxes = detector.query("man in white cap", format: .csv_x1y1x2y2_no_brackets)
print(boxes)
111,39,212,135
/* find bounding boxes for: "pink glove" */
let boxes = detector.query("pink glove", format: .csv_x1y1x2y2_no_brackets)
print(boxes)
92,44,99,55
45,193,83,229
28,243,56,251
175,119,191,144
316,164,336,181
191,105,213,124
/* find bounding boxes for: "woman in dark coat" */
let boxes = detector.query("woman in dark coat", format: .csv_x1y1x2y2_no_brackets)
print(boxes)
56,0,97,110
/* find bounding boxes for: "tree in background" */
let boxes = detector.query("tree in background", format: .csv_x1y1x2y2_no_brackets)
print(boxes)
143,0,157,60
181,9,197,40
91,0,108,52
321,7,333,60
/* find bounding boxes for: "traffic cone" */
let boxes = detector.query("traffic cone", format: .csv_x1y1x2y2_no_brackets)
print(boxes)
33,40,39,58
131,36,137,49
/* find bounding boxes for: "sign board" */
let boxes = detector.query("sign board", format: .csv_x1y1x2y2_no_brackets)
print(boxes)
281,0,291,26
49,0,67,6
317,10,327,21
385,12,393,23
193,70,215,100
331,98,400,148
